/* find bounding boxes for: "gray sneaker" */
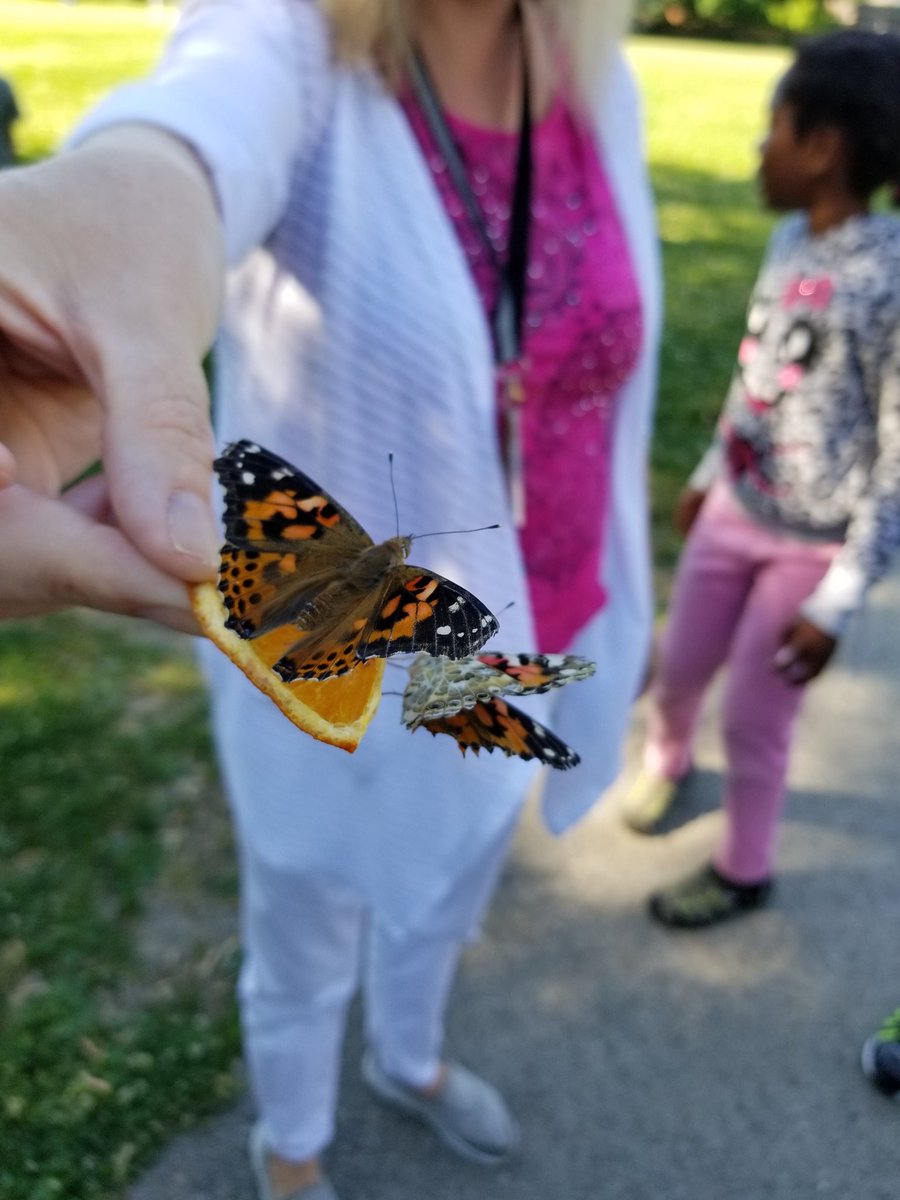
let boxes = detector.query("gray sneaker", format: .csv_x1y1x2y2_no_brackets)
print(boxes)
248,1122,338,1200
361,1052,521,1165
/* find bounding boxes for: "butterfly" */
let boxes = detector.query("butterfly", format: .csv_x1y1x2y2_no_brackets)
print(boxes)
213,440,500,683
401,652,596,769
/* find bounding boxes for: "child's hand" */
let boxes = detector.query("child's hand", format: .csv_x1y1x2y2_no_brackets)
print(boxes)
773,616,837,686
673,487,707,538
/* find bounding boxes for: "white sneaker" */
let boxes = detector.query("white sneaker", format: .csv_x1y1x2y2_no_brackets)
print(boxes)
361,1053,521,1165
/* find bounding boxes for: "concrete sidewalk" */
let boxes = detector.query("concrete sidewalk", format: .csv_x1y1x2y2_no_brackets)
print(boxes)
129,573,900,1200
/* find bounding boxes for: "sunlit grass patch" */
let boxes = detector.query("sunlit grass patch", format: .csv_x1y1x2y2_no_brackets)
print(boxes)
1,1,171,159
628,38,789,578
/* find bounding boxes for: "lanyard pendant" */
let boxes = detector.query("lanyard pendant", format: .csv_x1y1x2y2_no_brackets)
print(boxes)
500,366,527,528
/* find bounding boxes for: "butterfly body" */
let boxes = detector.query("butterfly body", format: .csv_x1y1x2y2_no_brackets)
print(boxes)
214,441,499,683
401,651,595,769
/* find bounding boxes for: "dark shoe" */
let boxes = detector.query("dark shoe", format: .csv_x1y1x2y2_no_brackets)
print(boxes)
648,863,772,929
362,1052,520,1165
861,1008,900,1100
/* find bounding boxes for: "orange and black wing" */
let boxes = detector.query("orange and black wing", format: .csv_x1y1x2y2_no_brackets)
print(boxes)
213,440,370,639
271,567,500,683
474,652,596,693
420,697,580,769
357,566,499,660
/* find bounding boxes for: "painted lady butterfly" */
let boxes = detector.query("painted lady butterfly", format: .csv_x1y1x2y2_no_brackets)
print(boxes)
402,652,596,769
213,440,500,683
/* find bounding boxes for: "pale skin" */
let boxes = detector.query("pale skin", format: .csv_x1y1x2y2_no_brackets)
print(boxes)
672,86,870,690
0,126,224,630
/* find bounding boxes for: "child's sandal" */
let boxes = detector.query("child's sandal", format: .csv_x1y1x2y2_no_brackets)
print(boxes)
861,1007,900,1100
648,863,771,929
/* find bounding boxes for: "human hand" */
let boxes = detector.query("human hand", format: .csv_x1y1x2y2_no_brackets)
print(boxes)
772,615,838,686
0,476,200,630
0,126,225,627
673,487,707,538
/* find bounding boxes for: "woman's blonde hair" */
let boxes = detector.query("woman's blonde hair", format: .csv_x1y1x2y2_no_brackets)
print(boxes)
319,0,635,103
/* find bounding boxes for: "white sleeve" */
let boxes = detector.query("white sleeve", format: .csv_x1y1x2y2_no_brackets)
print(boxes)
68,0,334,264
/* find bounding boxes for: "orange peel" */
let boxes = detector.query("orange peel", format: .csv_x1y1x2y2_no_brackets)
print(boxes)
191,581,384,753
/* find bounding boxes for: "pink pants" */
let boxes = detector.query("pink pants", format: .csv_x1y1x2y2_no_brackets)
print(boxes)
644,483,840,882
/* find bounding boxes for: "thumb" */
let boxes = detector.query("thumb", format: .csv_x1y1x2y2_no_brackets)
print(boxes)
101,354,221,583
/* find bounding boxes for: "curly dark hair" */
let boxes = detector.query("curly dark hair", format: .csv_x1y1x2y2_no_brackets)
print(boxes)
779,29,900,199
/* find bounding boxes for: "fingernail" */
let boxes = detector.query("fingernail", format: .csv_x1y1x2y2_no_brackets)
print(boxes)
167,489,220,568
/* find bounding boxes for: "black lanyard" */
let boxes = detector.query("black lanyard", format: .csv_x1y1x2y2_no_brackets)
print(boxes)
409,11,533,373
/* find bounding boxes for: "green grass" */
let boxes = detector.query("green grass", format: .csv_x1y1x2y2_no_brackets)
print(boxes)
1,1,171,159
0,615,241,1200
630,36,790,572
0,10,794,1198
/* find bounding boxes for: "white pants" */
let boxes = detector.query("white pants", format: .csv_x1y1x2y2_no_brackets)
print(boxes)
237,815,518,1162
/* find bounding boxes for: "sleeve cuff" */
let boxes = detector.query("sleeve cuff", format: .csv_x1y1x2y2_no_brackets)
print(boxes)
800,559,867,638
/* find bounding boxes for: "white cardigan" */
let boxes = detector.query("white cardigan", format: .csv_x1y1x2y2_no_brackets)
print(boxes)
75,0,662,933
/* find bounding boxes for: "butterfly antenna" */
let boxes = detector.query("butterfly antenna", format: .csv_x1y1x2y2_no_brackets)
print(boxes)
388,452,401,538
414,523,501,540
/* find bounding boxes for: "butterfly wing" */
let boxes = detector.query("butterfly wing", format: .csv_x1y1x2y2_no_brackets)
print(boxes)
272,567,501,683
402,653,505,725
402,651,596,725
419,697,581,770
213,440,372,638
474,652,597,694
358,567,499,660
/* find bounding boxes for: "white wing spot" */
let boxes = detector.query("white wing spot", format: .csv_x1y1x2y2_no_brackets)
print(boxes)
241,471,256,484
436,625,452,636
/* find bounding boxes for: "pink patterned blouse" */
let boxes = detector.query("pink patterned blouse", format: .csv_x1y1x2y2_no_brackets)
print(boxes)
403,91,642,652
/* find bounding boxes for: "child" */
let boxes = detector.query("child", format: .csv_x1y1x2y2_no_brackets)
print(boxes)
623,29,900,927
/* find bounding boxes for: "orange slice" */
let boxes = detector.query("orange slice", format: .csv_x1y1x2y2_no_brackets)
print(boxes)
191,581,384,753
